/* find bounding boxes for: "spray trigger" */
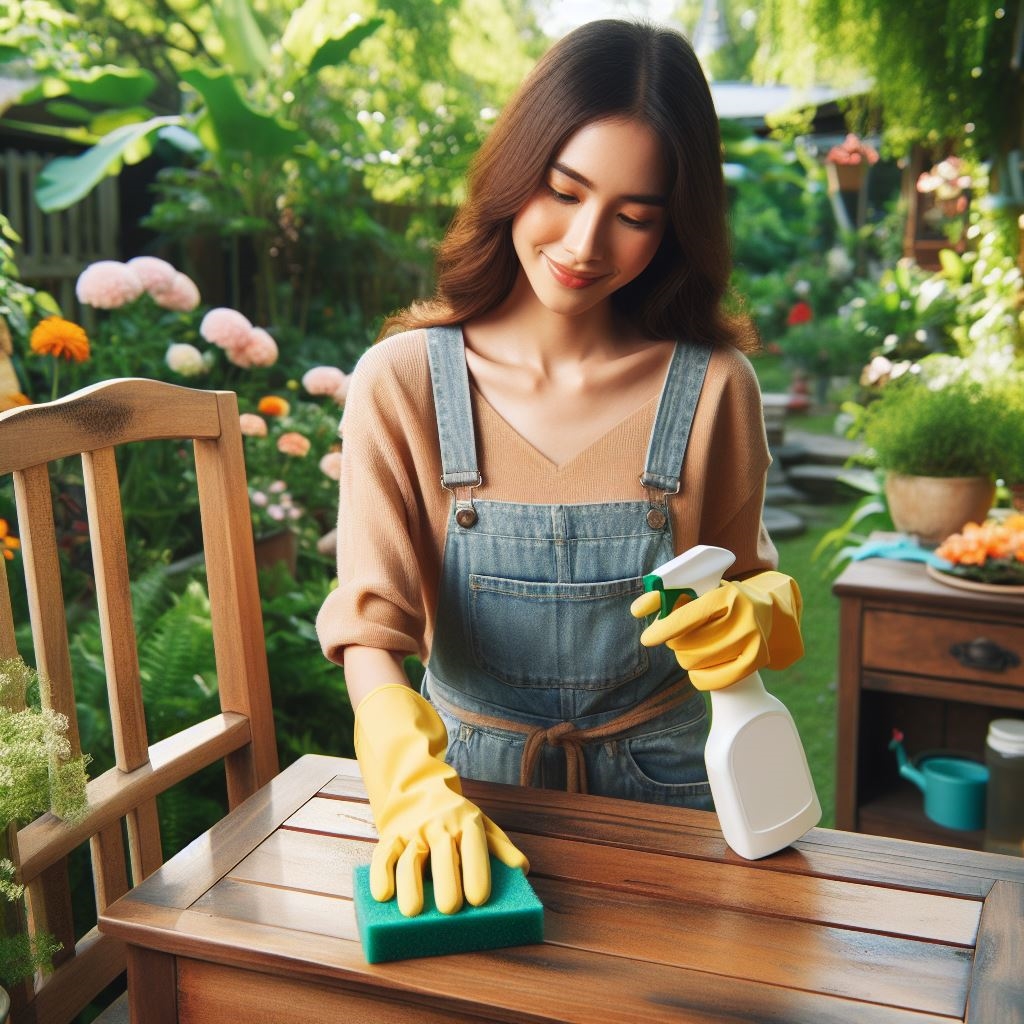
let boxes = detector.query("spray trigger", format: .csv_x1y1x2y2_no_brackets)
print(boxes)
642,574,697,619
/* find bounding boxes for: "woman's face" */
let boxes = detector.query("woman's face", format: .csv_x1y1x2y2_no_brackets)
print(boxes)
510,117,670,320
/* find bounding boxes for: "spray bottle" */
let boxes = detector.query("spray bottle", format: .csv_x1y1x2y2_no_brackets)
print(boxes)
644,545,821,859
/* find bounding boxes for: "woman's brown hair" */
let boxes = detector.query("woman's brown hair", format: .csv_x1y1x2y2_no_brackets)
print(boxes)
382,19,755,351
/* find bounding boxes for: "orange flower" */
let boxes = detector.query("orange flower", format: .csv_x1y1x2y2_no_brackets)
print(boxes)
936,517,1024,567
29,316,90,362
0,518,20,561
257,395,290,417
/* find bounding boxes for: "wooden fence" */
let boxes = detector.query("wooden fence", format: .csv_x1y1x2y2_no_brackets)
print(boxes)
1,148,120,318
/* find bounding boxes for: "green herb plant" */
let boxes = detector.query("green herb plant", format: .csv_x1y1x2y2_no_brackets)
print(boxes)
1,656,90,988
851,370,1008,479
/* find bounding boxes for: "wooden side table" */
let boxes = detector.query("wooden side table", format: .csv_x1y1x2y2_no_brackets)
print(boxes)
833,557,1024,850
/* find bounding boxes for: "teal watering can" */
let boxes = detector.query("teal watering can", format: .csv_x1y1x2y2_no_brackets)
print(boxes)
889,730,988,831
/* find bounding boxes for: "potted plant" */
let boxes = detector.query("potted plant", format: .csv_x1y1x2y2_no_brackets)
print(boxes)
824,133,879,194
851,360,1008,544
1,657,90,1016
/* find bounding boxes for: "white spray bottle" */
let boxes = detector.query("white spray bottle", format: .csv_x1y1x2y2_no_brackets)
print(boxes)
644,545,821,859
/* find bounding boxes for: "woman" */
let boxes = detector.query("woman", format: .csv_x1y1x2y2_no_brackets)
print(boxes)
316,20,802,918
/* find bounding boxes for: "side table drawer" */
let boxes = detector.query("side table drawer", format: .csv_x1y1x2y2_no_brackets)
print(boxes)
862,609,1024,690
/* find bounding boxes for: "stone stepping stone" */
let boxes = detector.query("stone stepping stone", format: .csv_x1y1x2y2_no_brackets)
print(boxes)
763,506,805,538
786,464,875,502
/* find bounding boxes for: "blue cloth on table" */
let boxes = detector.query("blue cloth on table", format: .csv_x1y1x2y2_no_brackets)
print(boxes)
849,538,953,569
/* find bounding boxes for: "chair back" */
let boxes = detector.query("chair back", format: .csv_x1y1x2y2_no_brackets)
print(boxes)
0,378,279,1022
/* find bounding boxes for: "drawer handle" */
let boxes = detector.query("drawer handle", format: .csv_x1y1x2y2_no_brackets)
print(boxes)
949,637,1021,673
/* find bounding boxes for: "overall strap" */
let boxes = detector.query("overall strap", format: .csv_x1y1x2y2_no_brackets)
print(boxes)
426,325,482,526
641,342,712,495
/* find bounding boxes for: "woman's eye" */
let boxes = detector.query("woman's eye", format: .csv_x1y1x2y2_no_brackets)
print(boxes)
619,213,653,230
546,185,576,203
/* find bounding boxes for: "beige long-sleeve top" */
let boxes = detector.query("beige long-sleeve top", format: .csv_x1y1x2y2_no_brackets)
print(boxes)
316,328,777,666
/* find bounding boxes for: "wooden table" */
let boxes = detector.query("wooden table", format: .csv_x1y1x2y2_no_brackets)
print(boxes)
99,754,1024,1024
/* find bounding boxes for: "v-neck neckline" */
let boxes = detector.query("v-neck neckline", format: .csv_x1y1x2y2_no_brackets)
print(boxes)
470,384,661,473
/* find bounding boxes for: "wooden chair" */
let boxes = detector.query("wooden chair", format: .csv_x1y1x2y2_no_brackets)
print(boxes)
0,378,279,1023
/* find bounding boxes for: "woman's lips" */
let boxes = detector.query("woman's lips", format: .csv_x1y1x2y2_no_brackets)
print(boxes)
544,255,604,289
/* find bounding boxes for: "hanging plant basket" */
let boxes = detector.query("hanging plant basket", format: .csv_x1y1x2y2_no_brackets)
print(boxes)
826,162,866,194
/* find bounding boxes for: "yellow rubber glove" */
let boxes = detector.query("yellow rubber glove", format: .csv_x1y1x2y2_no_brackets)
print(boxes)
354,684,529,917
630,571,803,691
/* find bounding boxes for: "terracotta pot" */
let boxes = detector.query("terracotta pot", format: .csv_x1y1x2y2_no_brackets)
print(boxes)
253,529,298,575
885,473,996,545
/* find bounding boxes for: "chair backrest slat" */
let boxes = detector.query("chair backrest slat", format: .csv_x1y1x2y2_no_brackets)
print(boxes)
125,798,162,883
13,462,80,755
81,445,149,771
0,377,279,1023
0,556,18,663
90,823,130,912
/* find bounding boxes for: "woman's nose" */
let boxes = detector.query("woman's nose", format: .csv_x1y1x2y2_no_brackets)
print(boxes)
563,206,603,262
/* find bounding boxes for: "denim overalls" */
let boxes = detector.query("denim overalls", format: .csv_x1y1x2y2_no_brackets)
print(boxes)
423,326,714,809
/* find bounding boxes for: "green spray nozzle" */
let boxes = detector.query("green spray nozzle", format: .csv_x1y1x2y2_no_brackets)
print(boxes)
643,545,737,619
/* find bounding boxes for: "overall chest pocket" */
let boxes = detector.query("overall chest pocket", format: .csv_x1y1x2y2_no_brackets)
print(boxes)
468,574,648,689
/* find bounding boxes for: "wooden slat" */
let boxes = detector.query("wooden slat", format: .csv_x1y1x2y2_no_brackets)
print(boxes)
965,880,1024,1024
12,462,80,754
25,858,76,969
17,713,251,881
99,755,338,912
91,821,130,912
193,391,279,806
225,830,370,898
0,550,17,659
81,445,149,770
320,769,1024,897
276,798,982,949
0,379,225,473
102,900,956,1024
126,798,163,883
202,840,971,1017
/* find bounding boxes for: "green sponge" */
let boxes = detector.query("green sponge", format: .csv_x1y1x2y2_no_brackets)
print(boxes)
352,857,544,964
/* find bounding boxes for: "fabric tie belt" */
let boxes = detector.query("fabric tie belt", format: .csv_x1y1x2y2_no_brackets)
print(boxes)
429,681,694,794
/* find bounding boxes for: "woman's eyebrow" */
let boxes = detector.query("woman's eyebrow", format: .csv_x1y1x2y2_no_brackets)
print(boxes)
550,160,667,206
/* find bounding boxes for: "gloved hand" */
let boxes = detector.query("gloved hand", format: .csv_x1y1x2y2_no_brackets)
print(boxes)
630,571,803,691
354,684,529,917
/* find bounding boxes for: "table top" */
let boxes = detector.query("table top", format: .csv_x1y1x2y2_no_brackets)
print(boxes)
833,553,1024,613
99,754,1024,1024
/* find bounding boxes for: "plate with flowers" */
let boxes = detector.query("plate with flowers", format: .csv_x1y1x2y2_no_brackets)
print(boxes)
927,514,1024,596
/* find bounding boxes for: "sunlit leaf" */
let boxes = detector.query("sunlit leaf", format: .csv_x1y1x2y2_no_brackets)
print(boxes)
60,65,157,106
35,115,183,212
180,67,300,157
211,0,271,78
308,18,384,75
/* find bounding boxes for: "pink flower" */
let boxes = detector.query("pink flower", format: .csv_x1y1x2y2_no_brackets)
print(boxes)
200,307,253,350
126,256,178,301
159,272,201,312
319,451,343,480
229,326,278,368
239,413,268,437
302,366,348,397
277,431,311,457
76,260,144,309
250,490,269,507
